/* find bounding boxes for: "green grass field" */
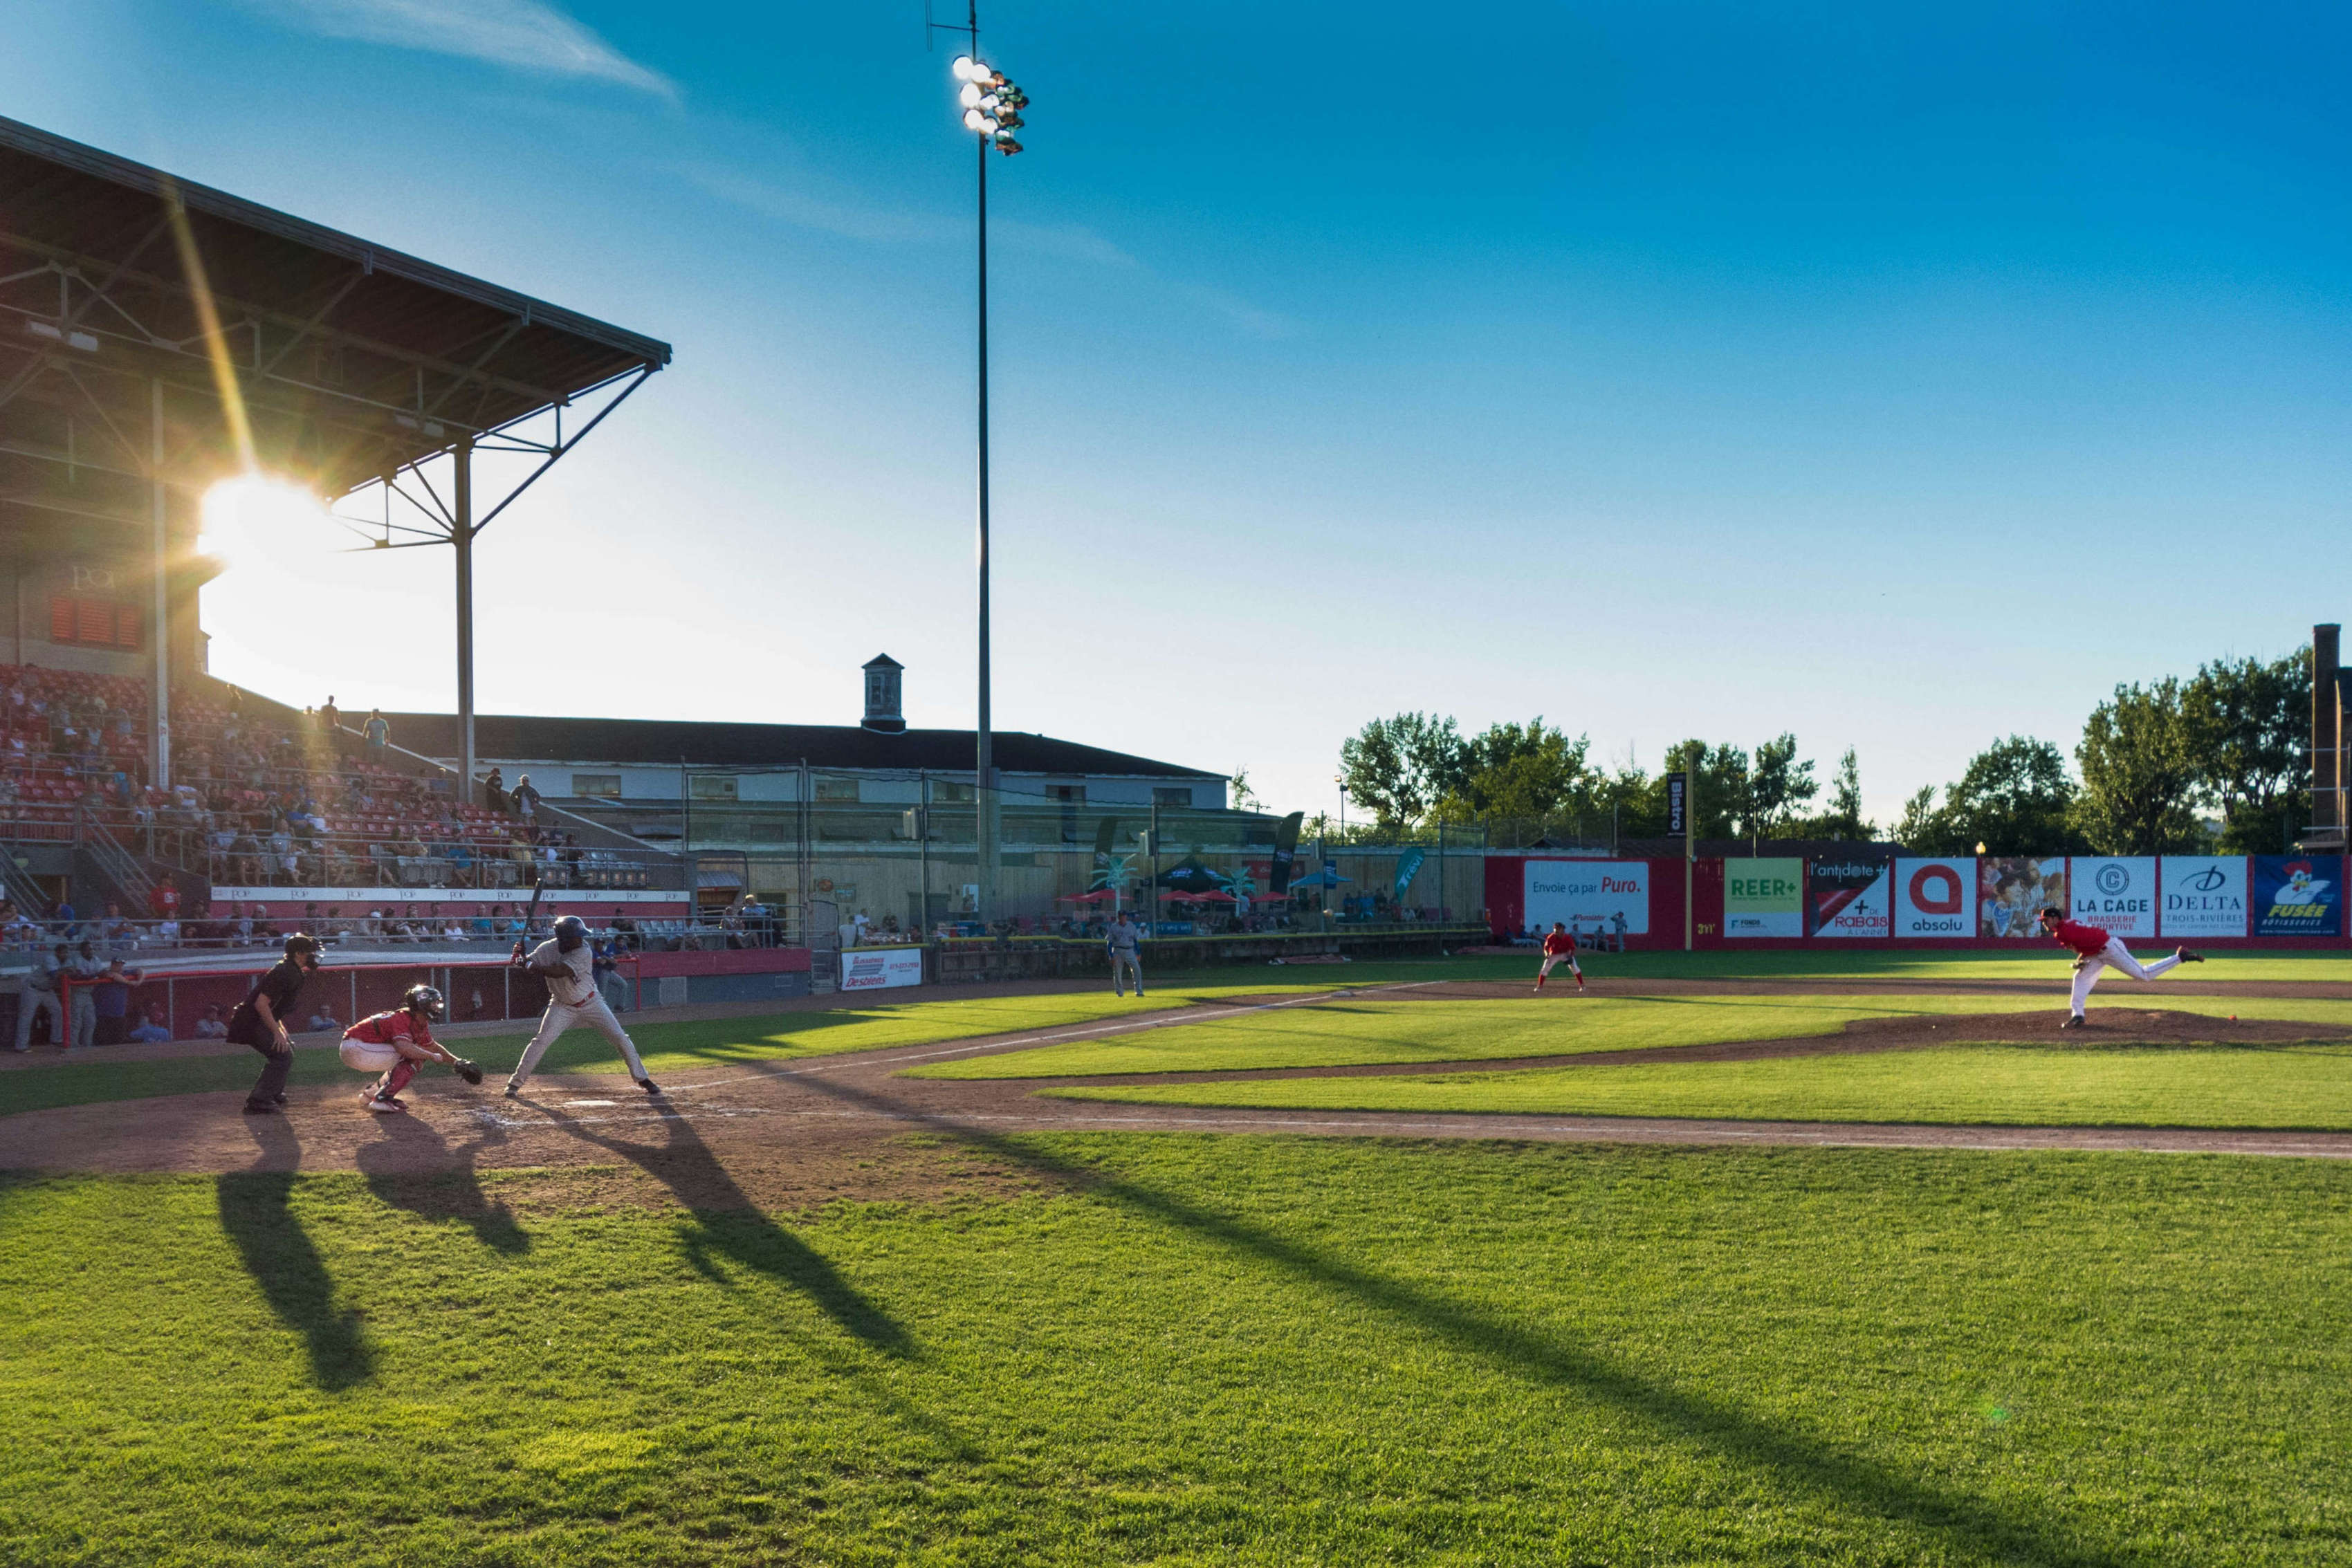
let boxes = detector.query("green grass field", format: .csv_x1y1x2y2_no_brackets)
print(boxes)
915,991,2352,1080
1053,1041,2352,1129
6,1136,2352,1565
0,984,1349,1118
1458,947,2352,984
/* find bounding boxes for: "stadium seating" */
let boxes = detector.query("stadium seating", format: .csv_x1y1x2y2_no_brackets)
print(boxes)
0,665,647,894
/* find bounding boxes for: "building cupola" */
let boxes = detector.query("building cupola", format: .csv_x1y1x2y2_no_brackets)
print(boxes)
861,654,906,733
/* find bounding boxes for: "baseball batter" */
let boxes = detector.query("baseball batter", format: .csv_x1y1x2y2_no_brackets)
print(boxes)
504,916,661,1096
1106,912,1145,997
341,984,480,1112
2037,906,2203,1026
1534,922,1586,993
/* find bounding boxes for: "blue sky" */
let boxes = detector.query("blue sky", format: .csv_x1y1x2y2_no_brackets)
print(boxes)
10,1,2351,825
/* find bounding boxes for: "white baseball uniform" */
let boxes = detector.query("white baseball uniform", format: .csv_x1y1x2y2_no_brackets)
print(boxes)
1107,921,1144,996
2070,936,2183,1015
506,937,650,1089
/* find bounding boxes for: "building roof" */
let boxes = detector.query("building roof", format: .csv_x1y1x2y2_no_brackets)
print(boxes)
378,712,1225,780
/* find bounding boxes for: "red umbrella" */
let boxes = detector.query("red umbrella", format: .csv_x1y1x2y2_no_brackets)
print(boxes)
1056,887,1120,903
1193,889,1238,903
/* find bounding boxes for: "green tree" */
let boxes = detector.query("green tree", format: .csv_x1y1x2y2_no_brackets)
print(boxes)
1806,748,1871,840
1229,767,1262,813
1443,720,1595,821
1894,784,1941,849
2075,679,2206,854
1740,733,1819,851
1660,739,1751,841
1937,736,2084,855
2183,649,2310,852
1338,713,1464,829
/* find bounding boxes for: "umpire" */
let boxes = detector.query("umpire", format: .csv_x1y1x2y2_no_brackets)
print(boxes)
228,933,323,1115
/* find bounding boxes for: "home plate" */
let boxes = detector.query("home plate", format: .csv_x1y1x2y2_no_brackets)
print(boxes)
564,1099,619,1107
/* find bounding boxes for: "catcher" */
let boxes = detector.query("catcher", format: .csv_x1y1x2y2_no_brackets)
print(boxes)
340,984,481,1114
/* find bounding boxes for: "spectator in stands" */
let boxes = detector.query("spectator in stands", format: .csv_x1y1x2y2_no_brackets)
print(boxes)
92,959,138,1046
67,940,106,1049
471,905,496,939
233,905,255,945
483,767,508,813
448,840,476,887
155,914,181,946
306,1002,341,1033
852,909,872,945
14,943,66,1049
50,897,75,935
0,903,32,952
318,695,340,734
513,774,541,822
127,1005,172,1044
193,1004,228,1040
364,708,389,752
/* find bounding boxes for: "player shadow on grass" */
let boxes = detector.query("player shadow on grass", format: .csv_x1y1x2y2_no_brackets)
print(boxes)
789,1069,2124,1568
214,1112,376,1391
353,1112,530,1256
533,1099,910,1358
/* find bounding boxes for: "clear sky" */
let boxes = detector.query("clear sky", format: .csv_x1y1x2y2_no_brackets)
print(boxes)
11,1,2350,826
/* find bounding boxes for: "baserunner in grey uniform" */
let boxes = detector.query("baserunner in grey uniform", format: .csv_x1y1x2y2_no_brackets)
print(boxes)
1106,911,1145,997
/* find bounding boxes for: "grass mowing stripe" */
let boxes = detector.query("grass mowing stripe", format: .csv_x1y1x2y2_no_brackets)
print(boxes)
1049,1040,2352,1129
2,1138,2349,1564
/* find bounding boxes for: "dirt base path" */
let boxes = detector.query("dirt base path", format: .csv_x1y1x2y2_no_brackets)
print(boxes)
10,983,2352,1200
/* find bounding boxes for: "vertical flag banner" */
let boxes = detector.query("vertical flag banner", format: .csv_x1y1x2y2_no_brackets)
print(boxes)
2252,856,2344,937
1393,847,1427,903
2069,856,2156,939
1723,858,1804,938
1523,860,1650,935
1893,858,1976,937
2159,857,2248,939
1665,773,1687,836
1267,811,1304,896
1810,857,1891,938
1979,856,2068,939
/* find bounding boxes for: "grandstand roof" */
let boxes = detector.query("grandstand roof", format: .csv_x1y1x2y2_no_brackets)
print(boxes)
377,713,1226,781
0,113,670,505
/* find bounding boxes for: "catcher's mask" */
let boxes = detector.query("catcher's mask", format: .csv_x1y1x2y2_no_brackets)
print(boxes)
553,915,589,950
404,984,447,1021
284,932,322,964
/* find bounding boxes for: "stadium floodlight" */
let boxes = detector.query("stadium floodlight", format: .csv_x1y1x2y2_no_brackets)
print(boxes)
959,82,984,108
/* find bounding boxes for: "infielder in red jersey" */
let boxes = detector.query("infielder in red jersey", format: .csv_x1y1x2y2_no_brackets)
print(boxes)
1534,921,1586,993
340,984,469,1112
2037,906,2202,1026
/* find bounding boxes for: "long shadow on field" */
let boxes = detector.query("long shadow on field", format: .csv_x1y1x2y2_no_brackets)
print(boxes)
536,1100,910,1358
215,1114,375,1391
354,1112,530,1256
804,1070,2117,1568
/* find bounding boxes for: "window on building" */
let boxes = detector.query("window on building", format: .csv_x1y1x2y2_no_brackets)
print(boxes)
1153,787,1194,807
1047,784,1086,805
48,596,140,649
931,781,974,802
690,774,739,801
573,773,621,799
815,778,860,803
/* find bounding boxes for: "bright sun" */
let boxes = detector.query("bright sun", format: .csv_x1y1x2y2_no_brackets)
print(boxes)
198,473,329,563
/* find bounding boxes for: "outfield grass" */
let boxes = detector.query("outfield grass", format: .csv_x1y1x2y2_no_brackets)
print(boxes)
1545,947,2352,983
913,990,2352,1080
0,984,1341,1118
1053,1041,2352,1129
4,1137,2350,1565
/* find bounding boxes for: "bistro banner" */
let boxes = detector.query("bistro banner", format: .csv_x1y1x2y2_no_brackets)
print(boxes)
1893,858,1976,937
1980,856,2068,940
2160,857,2248,939
1724,858,1804,939
1810,857,1891,938
2070,856,2156,939
2252,856,2344,938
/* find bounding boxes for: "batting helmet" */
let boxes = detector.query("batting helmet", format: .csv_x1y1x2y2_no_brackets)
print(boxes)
284,932,322,961
403,984,446,1021
553,914,589,948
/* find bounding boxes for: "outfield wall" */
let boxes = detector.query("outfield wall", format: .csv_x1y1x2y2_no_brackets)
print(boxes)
1485,854,2347,950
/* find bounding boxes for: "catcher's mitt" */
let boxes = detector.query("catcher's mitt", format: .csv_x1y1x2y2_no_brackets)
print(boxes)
452,1058,484,1086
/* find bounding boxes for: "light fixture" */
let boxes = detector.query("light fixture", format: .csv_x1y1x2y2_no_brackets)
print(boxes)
959,82,983,108
952,55,982,81
964,108,989,131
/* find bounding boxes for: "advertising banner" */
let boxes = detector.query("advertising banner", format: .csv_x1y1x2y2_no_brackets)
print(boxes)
1893,858,1976,938
1524,859,1649,935
1267,811,1304,896
1810,857,1891,938
2252,856,2344,938
2160,857,2248,939
1393,847,1428,903
2069,856,2156,939
1723,858,1804,939
840,947,924,991
1979,856,2068,940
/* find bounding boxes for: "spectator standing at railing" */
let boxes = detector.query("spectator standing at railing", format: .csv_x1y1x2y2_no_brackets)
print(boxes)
318,696,340,734
92,959,138,1046
364,708,389,752
483,767,508,814
513,775,541,822
13,943,66,1049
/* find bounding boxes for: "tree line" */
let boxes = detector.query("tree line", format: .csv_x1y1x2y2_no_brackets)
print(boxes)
1327,646,2310,854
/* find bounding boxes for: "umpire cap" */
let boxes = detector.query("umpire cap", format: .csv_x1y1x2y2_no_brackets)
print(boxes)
284,932,322,961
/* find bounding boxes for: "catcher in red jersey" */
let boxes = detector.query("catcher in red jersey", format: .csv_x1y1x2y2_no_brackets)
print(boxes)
1534,921,1586,993
2037,906,2202,1027
340,984,480,1113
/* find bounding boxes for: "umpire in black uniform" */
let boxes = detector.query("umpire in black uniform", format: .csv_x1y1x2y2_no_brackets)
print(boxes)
228,933,322,1115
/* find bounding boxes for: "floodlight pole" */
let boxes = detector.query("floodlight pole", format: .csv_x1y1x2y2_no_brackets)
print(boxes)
975,105,998,929
454,435,475,807
149,378,170,791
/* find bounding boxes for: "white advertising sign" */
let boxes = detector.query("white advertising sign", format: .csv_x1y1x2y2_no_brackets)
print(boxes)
210,886,686,906
1893,858,1976,938
1811,862,1892,939
2070,857,2157,939
840,946,925,991
2160,857,2248,939
1523,859,1649,935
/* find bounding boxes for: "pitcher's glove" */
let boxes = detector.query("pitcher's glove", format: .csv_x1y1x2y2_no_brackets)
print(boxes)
2070,956,2087,973
452,1058,484,1086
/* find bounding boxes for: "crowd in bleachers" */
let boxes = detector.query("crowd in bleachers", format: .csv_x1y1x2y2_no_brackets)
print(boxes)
0,665,647,892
